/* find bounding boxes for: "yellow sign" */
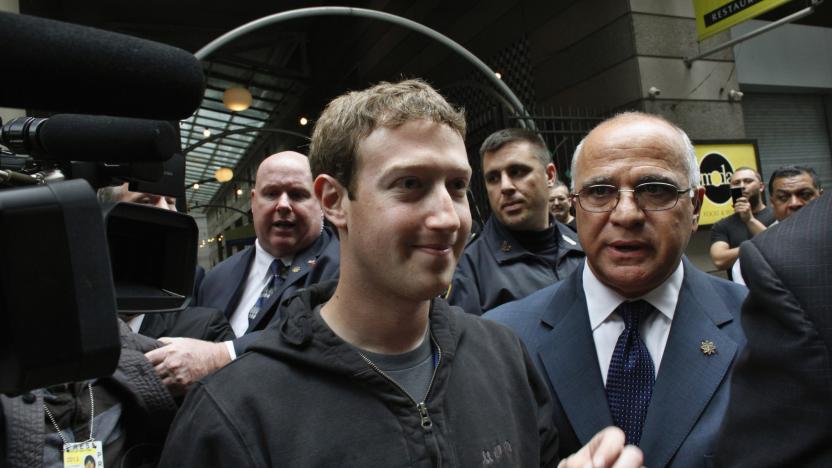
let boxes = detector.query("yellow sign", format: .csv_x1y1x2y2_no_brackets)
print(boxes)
693,0,791,40
696,141,760,226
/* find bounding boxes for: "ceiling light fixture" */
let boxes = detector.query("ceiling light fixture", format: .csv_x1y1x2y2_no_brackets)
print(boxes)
494,71,502,79
193,183,200,190
214,167,234,183
203,128,211,137
223,87,252,112
299,117,308,126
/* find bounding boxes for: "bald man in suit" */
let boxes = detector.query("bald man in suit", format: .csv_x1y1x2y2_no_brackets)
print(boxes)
487,112,746,467
146,152,339,395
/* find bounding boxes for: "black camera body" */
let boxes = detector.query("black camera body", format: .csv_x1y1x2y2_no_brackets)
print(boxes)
0,153,198,394
0,10,205,395
0,180,119,393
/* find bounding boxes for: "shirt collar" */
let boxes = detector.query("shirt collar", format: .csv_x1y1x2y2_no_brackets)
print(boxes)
584,258,683,330
254,239,293,279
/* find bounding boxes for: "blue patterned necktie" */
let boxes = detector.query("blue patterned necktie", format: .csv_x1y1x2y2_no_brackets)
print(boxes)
248,259,286,326
605,299,656,446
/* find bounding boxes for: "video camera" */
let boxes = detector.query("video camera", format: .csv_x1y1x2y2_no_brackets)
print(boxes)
0,11,206,395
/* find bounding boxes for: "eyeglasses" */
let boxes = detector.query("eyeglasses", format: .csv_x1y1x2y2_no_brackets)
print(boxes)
572,182,693,212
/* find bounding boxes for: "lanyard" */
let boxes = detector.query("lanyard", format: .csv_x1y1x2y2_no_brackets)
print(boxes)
43,383,96,444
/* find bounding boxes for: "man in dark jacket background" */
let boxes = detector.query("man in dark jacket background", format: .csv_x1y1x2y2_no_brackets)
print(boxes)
159,79,642,467
448,128,584,316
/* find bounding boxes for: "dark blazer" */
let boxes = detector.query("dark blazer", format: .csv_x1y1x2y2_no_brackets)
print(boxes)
715,193,832,467
137,306,235,342
195,226,340,355
192,265,205,303
486,259,746,468
448,216,584,316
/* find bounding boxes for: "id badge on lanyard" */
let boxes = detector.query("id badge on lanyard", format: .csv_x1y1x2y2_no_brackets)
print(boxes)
63,440,104,468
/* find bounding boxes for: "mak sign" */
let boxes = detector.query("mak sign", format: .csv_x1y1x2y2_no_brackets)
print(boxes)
695,141,762,226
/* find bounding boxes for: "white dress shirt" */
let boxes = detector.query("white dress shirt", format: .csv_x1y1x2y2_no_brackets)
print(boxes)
731,219,778,286
583,259,684,385
127,314,145,334
224,240,292,359
730,259,746,286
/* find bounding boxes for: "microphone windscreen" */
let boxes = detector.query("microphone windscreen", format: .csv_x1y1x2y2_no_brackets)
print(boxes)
0,12,205,121
39,114,178,162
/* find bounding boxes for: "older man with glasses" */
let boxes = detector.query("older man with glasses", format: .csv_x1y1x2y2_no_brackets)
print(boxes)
486,112,747,467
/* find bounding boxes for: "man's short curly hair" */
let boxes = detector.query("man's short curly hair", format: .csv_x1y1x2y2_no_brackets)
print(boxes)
308,79,466,197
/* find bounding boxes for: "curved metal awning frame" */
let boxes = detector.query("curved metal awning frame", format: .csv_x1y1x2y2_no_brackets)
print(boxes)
194,6,533,127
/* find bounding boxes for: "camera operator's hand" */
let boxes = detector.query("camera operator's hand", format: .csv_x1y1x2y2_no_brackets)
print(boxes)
733,196,752,223
145,337,231,396
558,427,643,468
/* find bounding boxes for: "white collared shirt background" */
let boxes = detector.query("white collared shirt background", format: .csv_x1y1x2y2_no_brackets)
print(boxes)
224,239,292,359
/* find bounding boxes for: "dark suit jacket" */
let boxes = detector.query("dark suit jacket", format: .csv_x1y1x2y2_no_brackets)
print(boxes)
195,226,340,355
486,258,746,468
193,265,205,303
137,306,235,342
715,193,832,467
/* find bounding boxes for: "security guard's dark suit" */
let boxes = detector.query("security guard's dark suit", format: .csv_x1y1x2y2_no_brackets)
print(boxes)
447,216,584,316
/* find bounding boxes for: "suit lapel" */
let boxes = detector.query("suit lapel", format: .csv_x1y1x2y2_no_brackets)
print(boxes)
639,263,739,467
245,254,317,333
537,269,613,444
223,247,256,318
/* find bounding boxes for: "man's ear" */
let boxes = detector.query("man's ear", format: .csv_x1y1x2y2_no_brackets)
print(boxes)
314,174,348,229
545,163,557,187
692,186,705,214
691,186,705,229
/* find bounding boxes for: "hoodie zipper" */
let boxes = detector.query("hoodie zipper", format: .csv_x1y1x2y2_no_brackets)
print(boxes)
357,331,442,432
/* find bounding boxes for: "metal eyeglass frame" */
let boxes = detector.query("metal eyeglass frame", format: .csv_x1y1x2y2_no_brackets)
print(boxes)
571,182,694,212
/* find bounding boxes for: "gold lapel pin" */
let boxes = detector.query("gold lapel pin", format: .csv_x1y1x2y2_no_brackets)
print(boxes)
501,241,512,252
291,266,301,273
700,340,717,356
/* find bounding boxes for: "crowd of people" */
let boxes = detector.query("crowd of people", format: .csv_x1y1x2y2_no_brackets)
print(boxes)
3,78,829,467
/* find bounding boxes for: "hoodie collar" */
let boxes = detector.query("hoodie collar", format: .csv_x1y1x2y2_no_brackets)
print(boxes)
250,281,460,377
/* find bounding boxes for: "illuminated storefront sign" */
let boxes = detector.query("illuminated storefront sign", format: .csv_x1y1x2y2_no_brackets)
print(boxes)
695,141,762,226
